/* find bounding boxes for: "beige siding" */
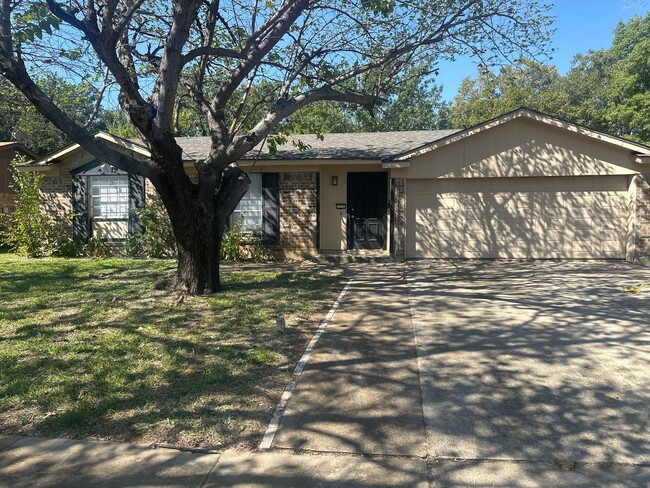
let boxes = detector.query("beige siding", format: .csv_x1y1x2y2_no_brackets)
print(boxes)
406,176,630,259
393,118,644,180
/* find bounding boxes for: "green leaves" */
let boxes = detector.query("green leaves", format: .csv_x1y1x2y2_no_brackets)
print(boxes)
360,0,396,17
450,59,562,129
623,284,645,294
2,156,51,257
449,12,650,144
14,2,62,42
266,132,312,155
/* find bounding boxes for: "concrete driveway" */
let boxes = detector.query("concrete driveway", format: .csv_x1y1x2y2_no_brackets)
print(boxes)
408,260,650,484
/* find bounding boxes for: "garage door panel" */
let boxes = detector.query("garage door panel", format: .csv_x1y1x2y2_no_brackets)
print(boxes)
601,240,625,254
406,177,628,259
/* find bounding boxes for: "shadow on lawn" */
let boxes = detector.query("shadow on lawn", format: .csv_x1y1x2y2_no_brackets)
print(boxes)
0,258,342,450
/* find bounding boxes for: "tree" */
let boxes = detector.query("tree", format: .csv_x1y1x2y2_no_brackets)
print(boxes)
353,67,453,131
449,13,650,143
284,67,452,133
0,0,552,294
0,73,107,154
450,59,563,128
552,13,650,143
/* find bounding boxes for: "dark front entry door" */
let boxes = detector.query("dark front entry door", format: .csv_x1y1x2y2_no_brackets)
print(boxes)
347,172,388,249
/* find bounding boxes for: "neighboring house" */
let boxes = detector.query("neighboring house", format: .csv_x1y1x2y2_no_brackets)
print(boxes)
20,108,650,262
0,142,37,214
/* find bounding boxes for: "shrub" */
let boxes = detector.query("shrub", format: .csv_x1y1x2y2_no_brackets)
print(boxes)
131,195,273,262
83,236,109,257
123,234,143,257
221,217,274,262
2,157,53,257
221,217,245,261
136,195,177,258
49,214,80,257
1,157,80,257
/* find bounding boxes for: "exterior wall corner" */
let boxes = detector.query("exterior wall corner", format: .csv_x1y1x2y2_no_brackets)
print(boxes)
390,177,406,259
632,173,650,263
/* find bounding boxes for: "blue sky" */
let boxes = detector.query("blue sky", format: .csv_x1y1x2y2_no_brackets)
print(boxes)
435,0,650,101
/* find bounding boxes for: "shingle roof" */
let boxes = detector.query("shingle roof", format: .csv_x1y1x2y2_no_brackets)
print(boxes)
0,141,37,158
174,130,459,162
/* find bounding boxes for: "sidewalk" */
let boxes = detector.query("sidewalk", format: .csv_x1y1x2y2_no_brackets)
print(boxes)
0,435,219,487
1,264,427,487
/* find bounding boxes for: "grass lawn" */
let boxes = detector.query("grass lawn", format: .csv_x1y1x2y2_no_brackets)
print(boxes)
0,254,344,449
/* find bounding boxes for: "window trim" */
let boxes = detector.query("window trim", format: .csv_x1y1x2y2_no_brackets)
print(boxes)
230,173,264,233
89,174,130,221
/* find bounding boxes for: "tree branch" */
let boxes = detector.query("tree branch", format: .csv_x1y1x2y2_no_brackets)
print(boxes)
212,0,311,112
219,86,384,168
180,46,245,65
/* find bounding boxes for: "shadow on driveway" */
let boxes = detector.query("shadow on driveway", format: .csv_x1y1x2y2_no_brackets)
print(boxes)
409,260,650,464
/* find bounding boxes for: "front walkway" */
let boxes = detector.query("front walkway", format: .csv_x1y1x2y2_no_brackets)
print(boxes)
207,263,428,487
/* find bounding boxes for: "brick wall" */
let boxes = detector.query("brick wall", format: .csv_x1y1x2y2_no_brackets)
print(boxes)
635,174,650,261
279,172,318,250
40,175,73,219
0,192,13,213
38,151,94,233
390,178,406,258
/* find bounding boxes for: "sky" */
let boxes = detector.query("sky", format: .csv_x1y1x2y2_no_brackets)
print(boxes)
435,0,650,101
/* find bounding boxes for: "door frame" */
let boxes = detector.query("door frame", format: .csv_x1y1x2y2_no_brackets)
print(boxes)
346,171,388,250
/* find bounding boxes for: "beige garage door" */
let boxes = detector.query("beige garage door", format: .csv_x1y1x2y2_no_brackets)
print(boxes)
406,176,630,259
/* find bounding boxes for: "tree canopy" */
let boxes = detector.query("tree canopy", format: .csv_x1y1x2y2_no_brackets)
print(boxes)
0,0,553,293
284,67,452,133
0,74,106,154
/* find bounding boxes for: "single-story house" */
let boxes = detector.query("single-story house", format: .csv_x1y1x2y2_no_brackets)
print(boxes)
21,108,650,262
0,141,37,214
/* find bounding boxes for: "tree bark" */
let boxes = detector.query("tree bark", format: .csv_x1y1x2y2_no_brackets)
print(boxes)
153,164,250,295
174,217,222,294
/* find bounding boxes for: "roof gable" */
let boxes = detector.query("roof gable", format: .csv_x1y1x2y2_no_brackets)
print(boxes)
25,132,150,168
393,113,647,179
0,142,37,160
390,108,650,164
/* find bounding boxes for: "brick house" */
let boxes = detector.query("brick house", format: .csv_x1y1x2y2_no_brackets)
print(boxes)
0,142,37,214
20,109,650,262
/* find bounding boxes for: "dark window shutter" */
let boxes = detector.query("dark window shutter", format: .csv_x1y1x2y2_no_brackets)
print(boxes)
71,174,89,244
262,173,279,244
128,174,145,235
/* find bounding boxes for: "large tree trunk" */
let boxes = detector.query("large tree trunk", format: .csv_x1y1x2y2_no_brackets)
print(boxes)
174,214,223,294
152,163,250,295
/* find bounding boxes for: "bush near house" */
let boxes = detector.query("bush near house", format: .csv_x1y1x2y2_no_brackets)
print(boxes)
129,194,273,262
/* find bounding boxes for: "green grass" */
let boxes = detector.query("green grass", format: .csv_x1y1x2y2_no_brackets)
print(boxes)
0,255,343,449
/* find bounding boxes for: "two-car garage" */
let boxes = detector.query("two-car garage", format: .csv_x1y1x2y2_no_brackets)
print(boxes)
389,110,649,261
408,176,630,259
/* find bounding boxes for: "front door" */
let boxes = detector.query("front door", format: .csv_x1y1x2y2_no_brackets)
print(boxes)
347,172,388,249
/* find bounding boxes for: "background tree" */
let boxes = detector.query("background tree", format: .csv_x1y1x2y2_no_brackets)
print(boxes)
449,12,650,143
450,59,563,128
565,13,650,142
284,67,452,133
0,73,107,154
0,0,552,294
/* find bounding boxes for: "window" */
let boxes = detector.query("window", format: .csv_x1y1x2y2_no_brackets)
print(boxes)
90,175,129,219
231,173,263,232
